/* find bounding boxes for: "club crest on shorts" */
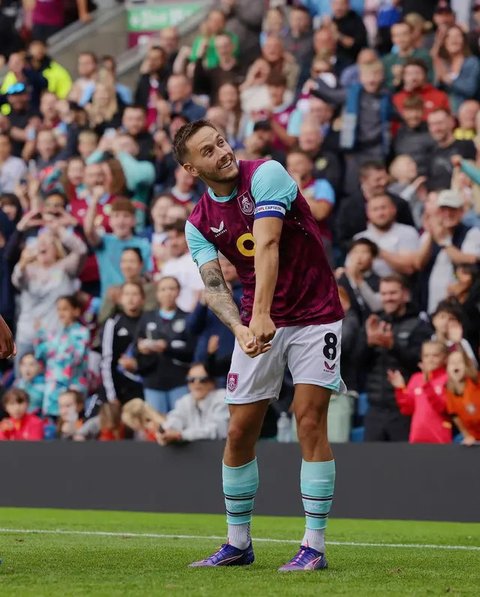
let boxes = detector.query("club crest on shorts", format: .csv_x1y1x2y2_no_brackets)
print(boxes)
227,372,239,392
238,192,254,216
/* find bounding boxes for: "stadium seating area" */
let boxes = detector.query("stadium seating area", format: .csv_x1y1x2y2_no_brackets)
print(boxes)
0,0,479,445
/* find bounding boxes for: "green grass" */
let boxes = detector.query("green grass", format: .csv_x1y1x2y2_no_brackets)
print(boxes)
0,509,479,596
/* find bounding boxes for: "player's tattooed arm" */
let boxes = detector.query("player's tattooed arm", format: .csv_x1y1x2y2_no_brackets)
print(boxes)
200,260,242,333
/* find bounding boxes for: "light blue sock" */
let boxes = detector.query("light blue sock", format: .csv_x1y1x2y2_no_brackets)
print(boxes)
301,459,336,552
223,458,259,549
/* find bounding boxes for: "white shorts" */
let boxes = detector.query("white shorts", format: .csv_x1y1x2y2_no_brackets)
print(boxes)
225,320,345,405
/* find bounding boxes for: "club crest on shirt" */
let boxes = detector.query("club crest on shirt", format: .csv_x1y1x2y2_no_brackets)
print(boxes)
227,372,239,392
237,192,254,216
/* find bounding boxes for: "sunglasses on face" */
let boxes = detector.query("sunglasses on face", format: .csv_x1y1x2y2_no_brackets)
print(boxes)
187,376,210,384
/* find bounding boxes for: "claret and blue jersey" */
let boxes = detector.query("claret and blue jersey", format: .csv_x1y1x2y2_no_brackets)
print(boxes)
186,159,343,328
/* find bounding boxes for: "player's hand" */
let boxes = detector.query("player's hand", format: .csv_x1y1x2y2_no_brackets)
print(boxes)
233,324,267,358
249,314,276,352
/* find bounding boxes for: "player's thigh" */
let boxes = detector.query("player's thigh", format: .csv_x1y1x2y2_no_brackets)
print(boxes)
225,331,287,405
287,321,343,394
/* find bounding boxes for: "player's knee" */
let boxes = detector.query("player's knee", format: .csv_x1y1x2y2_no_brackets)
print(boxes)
227,421,256,449
296,412,327,441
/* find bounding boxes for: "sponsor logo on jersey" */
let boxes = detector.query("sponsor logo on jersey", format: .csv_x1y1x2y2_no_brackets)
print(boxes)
227,372,239,392
323,361,335,373
210,221,227,237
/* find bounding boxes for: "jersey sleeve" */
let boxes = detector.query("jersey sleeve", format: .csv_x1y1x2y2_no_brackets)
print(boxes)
185,220,218,268
251,160,298,220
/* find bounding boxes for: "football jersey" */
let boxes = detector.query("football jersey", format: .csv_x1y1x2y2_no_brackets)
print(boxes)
186,159,343,327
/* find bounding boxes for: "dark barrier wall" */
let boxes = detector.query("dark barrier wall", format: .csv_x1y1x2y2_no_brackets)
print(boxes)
0,441,479,522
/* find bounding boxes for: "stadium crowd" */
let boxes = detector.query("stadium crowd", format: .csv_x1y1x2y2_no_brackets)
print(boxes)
0,0,480,445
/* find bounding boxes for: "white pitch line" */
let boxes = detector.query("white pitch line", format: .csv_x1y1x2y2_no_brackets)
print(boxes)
0,528,479,552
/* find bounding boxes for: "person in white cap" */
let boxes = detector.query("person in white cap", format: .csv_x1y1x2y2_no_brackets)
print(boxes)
414,189,480,313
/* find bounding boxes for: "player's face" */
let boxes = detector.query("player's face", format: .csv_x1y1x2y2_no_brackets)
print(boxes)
184,127,239,184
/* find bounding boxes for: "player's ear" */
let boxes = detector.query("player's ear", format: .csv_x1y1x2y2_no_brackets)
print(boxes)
182,163,199,178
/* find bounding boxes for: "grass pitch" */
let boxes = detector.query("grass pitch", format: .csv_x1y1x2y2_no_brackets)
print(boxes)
0,508,479,596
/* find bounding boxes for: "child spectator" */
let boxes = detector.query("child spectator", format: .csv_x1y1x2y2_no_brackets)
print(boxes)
445,348,480,445
83,196,151,300
131,277,194,414
430,300,478,366
121,398,165,442
388,341,451,444
0,389,44,441
57,389,84,440
447,264,480,356
159,363,228,445
454,100,479,141
75,401,125,441
14,353,45,413
100,282,145,405
35,296,90,417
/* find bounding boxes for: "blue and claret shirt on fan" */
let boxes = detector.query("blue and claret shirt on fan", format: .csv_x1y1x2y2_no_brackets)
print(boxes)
186,159,343,328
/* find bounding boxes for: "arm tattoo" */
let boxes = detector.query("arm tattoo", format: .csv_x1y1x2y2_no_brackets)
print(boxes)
200,260,242,332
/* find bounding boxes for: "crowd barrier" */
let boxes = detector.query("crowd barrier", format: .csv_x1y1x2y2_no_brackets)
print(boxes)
0,441,478,522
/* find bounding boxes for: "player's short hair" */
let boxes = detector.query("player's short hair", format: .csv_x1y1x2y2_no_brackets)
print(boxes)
173,119,218,166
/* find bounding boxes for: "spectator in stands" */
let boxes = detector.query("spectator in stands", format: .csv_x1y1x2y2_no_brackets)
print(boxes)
260,35,299,92
414,190,480,314
14,352,45,413
331,0,368,72
313,60,391,193
26,38,72,99
445,348,480,446
388,340,451,443
56,388,85,440
84,197,151,300
85,78,122,137
392,58,450,119
0,133,27,192
121,105,154,161
392,95,436,177
1,51,48,112
219,0,263,65
286,149,335,260
336,238,382,324
454,100,479,141
167,74,206,124
447,263,480,356
354,193,419,277
121,398,165,442
215,83,245,149
388,154,427,228
158,362,228,444
0,388,44,441
135,46,169,130
336,284,361,396
382,22,432,90
100,281,145,405
12,223,87,360
158,27,180,76
69,51,98,105
99,55,133,107
467,1,480,57
432,25,480,114
4,83,42,158
34,295,89,417
426,109,476,191
74,401,125,441
99,247,156,324
130,276,193,414
339,47,378,88
31,0,91,42
76,129,98,161
430,300,478,366
358,274,432,441
162,219,203,312
284,5,314,89
335,161,415,252
190,9,239,69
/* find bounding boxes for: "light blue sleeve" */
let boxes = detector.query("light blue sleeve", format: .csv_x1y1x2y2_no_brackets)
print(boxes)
251,160,298,219
185,220,218,268
313,179,335,205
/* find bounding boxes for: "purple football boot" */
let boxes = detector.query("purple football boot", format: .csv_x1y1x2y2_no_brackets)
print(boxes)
278,545,328,572
189,542,255,568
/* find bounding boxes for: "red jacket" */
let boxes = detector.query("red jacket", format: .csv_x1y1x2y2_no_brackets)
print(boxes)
393,84,450,119
395,368,452,444
0,414,44,441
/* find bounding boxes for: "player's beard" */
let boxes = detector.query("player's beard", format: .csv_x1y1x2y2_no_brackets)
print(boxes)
201,155,239,183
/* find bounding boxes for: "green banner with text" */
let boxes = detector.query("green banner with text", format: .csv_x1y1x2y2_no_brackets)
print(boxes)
127,2,202,32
